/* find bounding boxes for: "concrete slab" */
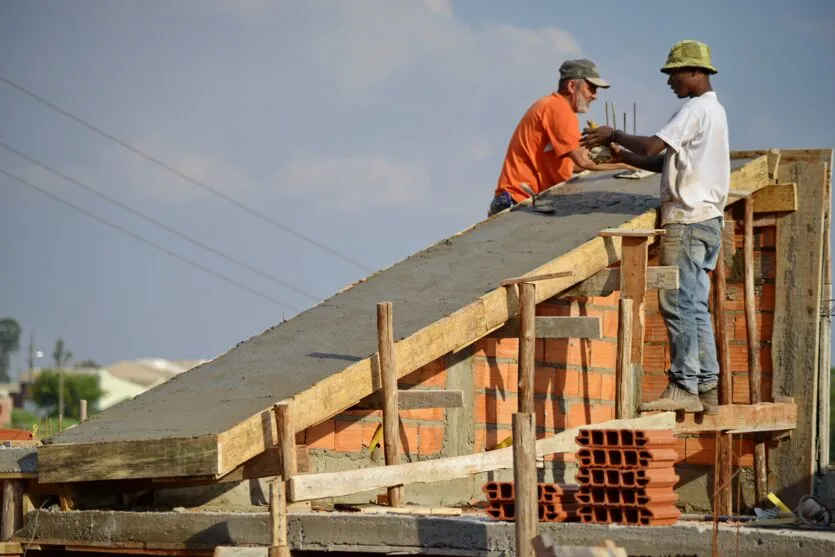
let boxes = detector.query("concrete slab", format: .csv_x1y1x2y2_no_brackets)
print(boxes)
46,170,672,446
14,509,835,557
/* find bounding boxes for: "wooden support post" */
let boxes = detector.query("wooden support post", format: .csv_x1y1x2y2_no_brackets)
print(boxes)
80,399,87,423
744,197,767,504
518,283,536,415
275,402,297,479
377,302,404,507
513,412,536,557
615,298,634,419
712,219,733,515
620,236,650,406
0,480,22,541
715,432,733,516
713,234,731,408
268,480,289,557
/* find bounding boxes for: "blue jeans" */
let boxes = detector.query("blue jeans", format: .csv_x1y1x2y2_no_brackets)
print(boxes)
658,217,723,394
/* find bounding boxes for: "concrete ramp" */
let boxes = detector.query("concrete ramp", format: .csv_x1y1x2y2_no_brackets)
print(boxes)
37,158,767,483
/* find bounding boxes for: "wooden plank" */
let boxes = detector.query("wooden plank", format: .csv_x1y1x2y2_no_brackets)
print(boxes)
287,412,676,501
771,161,827,506
599,229,665,237
744,196,767,505
518,284,536,415
513,413,536,557
356,505,462,516
615,298,634,419
563,266,678,297
498,317,601,339
750,183,796,213
666,402,797,434
37,436,218,484
621,237,648,366
818,153,832,471
500,271,572,287
353,389,464,411
377,302,404,508
36,159,769,484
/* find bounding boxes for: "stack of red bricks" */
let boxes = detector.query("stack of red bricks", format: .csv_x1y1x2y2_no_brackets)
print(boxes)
575,428,681,526
483,481,580,522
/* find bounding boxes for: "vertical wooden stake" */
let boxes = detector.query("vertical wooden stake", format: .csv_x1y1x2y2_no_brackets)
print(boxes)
715,432,733,516
268,480,289,557
713,238,732,407
615,298,634,418
512,412,536,557
621,236,649,406
275,402,297,479
712,220,733,515
743,197,767,504
1,480,22,541
80,399,88,423
377,302,404,507
518,283,536,415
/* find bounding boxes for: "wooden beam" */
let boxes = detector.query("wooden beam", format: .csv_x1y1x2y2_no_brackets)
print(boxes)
744,196,767,505
377,302,404,508
275,403,297,479
615,298,634,419
500,271,572,287
598,229,665,237
288,412,676,501
750,183,797,213
562,266,679,297
818,152,833,472
352,389,464,411
513,413,536,557
498,316,602,339
518,283,536,415
714,216,732,408
35,158,769,484
666,402,797,434
771,161,827,506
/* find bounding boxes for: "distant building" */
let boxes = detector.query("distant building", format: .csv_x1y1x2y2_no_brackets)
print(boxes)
16,358,206,414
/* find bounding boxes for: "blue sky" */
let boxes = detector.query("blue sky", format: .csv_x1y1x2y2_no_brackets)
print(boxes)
1,0,833,375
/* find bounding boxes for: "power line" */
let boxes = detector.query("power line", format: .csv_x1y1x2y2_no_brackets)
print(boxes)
0,74,374,273
0,140,320,303
0,166,300,311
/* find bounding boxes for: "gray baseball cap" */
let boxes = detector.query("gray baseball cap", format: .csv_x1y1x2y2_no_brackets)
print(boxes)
559,59,610,88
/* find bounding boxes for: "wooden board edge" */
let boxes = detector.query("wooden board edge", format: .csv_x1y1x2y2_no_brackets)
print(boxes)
36,435,220,483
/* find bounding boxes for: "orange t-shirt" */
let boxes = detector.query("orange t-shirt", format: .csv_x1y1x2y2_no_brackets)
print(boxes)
495,93,581,202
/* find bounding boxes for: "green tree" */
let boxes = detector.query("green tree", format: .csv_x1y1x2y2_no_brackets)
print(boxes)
0,318,22,382
31,369,103,419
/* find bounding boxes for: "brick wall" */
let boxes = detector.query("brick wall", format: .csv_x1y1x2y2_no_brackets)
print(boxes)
301,220,775,480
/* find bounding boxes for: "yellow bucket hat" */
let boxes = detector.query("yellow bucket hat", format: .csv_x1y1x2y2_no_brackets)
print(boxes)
660,40,718,74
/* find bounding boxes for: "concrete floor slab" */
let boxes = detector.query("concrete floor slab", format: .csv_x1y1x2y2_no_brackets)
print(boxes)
14,509,835,557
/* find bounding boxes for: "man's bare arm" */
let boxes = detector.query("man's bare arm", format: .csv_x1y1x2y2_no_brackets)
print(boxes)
618,151,665,173
612,130,667,157
568,148,634,172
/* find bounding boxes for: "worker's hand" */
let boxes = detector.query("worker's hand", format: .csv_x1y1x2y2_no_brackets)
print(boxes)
581,125,615,149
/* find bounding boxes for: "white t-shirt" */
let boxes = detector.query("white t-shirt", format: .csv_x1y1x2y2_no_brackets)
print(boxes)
655,91,730,225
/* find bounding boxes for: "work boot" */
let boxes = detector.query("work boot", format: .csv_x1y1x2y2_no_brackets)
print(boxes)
699,385,719,415
639,381,703,413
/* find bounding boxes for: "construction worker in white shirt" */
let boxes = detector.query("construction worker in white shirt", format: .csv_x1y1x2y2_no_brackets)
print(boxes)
581,40,730,414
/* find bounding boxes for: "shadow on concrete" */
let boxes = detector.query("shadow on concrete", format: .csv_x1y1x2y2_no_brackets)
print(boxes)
513,191,659,218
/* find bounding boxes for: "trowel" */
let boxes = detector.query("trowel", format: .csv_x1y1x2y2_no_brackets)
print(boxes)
519,183,555,214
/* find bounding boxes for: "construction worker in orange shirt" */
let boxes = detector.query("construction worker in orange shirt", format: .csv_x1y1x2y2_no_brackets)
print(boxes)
489,59,633,216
